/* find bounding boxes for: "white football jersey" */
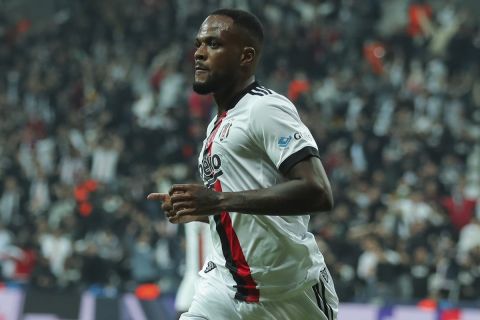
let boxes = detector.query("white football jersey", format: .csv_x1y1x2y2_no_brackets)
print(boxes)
197,81,332,302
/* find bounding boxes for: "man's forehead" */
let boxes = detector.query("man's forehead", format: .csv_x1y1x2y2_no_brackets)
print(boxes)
197,15,235,38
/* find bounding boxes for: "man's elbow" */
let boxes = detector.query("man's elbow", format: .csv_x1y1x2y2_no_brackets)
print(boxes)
317,192,334,212
310,181,334,212
323,194,334,211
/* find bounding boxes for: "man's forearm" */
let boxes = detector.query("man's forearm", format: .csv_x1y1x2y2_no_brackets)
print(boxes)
218,179,333,215
196,216,209,223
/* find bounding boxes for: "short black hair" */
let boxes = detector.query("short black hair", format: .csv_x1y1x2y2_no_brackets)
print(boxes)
210,8,264,51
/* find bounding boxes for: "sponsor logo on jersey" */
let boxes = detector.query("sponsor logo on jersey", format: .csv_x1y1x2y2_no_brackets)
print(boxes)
199,154,223,189
219,122,232,142
278,136,292,148
204,261,217,273
294,132,302,140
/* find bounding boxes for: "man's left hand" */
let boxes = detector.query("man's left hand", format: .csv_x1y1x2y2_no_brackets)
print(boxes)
169,184,223,217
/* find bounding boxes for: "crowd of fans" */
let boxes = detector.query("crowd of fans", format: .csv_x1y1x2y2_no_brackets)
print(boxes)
0,0,479,305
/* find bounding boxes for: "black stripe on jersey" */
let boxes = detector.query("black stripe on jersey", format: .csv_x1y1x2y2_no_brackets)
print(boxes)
213,215,250,300
250,86,273,96
312,284,325,315
319,281,334,320
278,146,320,175
253,87,269,95
245,83,273,97
249,88,267,96
248,91,265,96
259,86,273,94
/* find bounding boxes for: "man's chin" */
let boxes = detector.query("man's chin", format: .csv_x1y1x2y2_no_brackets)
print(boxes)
193,82,214,95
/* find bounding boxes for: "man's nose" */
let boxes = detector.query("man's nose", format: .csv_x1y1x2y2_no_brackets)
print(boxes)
194,44,207,60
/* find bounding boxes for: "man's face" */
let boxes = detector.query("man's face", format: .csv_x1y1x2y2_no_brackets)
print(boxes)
193,15,242,94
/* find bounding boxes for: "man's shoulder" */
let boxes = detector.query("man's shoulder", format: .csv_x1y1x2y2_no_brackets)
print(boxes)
243,84,296,113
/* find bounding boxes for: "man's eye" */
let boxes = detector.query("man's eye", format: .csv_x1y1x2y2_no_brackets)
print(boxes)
209,41,219,48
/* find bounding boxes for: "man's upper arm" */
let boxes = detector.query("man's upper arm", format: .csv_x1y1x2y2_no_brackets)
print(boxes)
285,151,334,209
249,97,320,173
285,156,328,183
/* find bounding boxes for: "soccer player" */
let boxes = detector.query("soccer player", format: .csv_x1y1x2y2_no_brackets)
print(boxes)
148,8,339,320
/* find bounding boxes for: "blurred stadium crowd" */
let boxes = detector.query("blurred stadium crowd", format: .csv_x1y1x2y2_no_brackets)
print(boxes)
1,0,480,305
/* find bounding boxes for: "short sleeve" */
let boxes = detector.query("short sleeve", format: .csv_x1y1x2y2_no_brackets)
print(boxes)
249,96,319,174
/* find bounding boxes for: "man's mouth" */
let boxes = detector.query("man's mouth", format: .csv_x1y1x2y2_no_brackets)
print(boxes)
195,64,209,71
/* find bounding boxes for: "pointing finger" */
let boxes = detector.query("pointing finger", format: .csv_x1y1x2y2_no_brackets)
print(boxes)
147,193,170,201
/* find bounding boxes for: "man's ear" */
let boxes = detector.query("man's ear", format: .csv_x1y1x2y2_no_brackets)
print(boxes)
240,47,256,66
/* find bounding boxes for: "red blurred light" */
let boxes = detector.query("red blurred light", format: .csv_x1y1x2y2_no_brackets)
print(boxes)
135,283,161,300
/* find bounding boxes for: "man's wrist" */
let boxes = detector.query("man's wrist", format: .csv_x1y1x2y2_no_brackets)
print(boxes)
217,192,247,213
218,192,235,212
217,192,229,212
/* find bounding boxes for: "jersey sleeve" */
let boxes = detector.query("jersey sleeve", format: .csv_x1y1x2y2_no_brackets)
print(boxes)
249,96,320,174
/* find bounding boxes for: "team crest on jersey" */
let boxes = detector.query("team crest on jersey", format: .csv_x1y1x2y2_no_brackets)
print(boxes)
219,122,232,141
199,153,223,189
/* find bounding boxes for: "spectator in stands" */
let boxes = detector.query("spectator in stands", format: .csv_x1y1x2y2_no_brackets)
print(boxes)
409,246,434,299
0,176,24,227
442,179,477,231
457,216,480,262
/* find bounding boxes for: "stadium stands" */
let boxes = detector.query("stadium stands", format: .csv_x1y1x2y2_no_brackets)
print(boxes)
0,0,479,306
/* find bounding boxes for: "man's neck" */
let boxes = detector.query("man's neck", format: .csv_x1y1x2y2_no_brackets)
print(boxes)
213,76,255,115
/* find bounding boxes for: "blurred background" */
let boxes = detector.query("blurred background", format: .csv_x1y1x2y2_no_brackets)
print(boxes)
0,0,479,319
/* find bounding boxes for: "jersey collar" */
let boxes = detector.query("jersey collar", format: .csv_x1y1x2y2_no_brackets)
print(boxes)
225,81,259,111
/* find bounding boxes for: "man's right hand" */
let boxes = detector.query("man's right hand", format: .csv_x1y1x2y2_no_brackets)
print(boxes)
147,193,208,224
